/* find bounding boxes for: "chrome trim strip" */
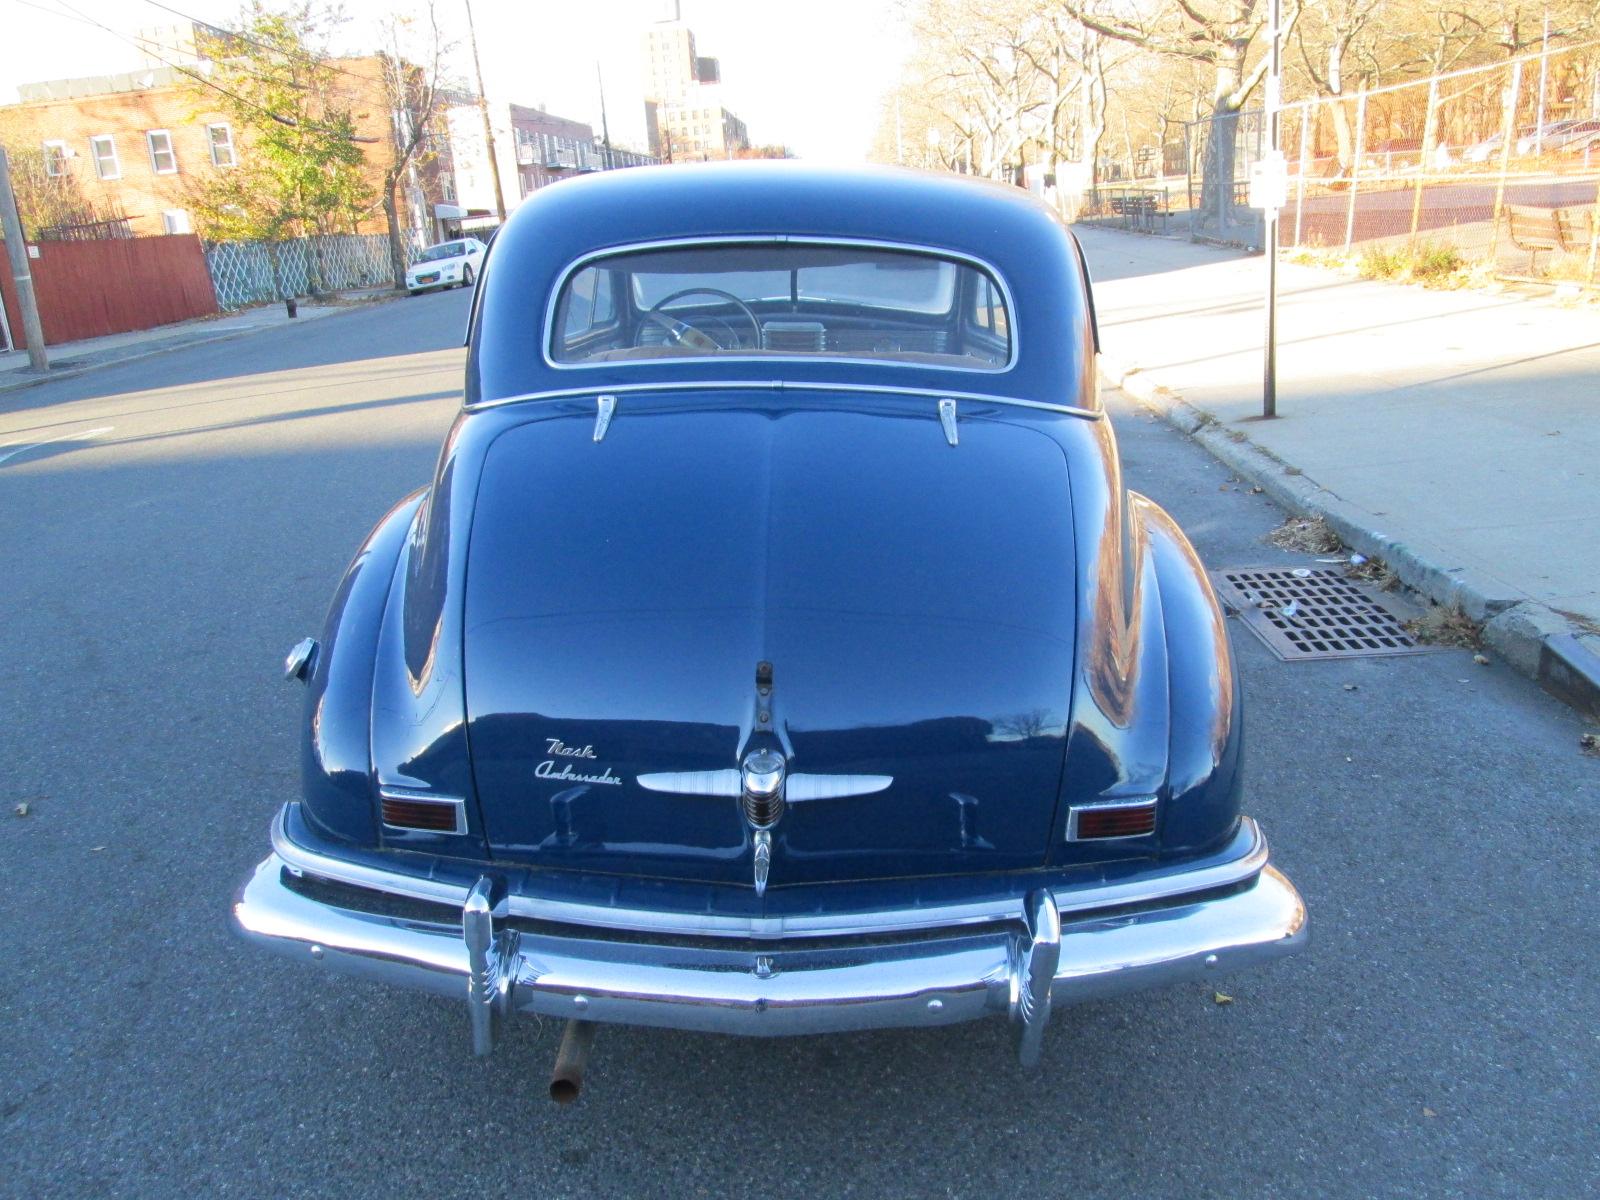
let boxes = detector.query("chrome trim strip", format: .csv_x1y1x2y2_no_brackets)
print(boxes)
785,774,893,801
938,397,959,446
268,805,1271,940
542,234,1020,375
592,393,616,442
464,379,1102,421
1065,796,1159,843
636,769,742,796
378,787,469,837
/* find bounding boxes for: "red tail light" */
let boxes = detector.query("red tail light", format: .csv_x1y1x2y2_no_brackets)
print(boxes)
380,791,465,834
1069,799,1157,840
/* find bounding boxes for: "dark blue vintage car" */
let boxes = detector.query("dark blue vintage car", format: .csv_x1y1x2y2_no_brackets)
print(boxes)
233,163,1306,1098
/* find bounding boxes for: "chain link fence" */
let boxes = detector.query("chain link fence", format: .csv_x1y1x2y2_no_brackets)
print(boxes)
1076,42,1600,281
204,232,408,311
1176,41,1600,281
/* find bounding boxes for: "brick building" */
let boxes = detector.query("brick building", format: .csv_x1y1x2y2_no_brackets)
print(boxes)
0,31,450,245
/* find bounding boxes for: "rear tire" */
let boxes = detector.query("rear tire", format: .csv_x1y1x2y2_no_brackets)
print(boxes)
462,264,475,287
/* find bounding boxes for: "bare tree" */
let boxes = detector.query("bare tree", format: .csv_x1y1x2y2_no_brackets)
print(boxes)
1064,0,1301,237
376,3,452,291
874,0,1121,217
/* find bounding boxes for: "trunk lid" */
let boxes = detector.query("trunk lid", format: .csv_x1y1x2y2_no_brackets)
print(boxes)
463,395,1077,886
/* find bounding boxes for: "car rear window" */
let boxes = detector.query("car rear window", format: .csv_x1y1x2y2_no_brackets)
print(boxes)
418,242,466,263
550,242,1012,369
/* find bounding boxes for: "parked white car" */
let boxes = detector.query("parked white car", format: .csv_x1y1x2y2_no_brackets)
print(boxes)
406,238,486,295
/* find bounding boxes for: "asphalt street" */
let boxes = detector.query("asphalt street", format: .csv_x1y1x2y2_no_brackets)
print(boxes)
2,289,1597,1199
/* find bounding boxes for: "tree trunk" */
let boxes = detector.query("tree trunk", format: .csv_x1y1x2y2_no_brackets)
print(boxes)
1197,44,1250,240
383,182,408,292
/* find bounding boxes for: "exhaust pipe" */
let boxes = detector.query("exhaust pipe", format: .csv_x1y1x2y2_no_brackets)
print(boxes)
549,1019,597,1104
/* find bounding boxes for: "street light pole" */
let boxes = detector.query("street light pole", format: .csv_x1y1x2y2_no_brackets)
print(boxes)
1262,0,1282,419
0,146,49,371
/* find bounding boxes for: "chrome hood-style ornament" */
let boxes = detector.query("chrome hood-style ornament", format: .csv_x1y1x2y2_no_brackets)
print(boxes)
635,752,892,898
741,748,785,899
740,748,787,828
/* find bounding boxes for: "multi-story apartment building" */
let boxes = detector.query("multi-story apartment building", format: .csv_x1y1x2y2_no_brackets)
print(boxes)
0,24,451,244
443,99,658,232
641,4,750,160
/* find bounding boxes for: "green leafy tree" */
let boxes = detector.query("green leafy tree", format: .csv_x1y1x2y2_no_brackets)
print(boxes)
192,2,374,290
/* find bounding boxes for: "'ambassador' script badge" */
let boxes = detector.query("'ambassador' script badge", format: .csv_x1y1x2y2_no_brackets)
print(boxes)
536,737,622,786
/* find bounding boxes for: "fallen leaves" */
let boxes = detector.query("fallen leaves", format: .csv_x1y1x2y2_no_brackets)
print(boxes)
1406,605,1484,649
13,802,28,818
1267,515,1343,555
1213,991,1234,1005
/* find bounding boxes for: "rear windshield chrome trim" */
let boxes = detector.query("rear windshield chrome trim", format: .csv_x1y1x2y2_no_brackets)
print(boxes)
541,235,1020,375
464,380,1102,421
270,804,1268,940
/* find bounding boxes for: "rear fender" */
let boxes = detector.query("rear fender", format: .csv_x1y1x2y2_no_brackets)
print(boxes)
1141,500,1244,851
1048,416,1172,862
299,491,426,845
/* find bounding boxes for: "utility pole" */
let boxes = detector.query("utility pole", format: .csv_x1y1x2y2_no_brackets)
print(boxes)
597,62,614,170
463,0,507,223
0,147,49,371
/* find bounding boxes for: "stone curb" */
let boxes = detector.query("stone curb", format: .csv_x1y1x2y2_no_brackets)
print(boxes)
0,291,404,399
0,326,266,397
1101,353,1600,723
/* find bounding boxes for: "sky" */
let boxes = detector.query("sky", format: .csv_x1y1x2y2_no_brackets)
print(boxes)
0,0,915,161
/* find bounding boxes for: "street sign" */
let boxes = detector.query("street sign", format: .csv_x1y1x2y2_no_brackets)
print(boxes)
1248,150,1289,211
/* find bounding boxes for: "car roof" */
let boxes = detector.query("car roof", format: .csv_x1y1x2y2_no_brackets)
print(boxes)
466,162,1097,411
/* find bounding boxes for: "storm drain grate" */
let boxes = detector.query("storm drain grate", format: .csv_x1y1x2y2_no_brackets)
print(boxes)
1209,566,1423,661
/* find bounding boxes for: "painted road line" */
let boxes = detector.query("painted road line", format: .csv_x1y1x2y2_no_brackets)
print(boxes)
0,425,114,466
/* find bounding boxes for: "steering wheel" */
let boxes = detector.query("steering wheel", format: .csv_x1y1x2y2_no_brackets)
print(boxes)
635,287,762,351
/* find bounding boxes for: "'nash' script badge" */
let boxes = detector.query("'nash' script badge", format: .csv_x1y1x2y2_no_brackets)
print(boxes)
536,737,622,786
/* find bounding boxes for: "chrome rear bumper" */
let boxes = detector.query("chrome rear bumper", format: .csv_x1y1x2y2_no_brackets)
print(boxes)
232,819,1307,1064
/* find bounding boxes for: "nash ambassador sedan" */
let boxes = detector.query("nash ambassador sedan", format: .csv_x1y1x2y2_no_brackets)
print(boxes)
233,163,1306,1100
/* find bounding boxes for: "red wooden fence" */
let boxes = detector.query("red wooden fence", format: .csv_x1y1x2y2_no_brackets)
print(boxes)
0,233,218,349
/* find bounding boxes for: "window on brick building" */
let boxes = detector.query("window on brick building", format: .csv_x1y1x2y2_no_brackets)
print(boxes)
146,130,178,174
162,209,192,235
207,124,236,168
89,134,120,179
42,141,67,176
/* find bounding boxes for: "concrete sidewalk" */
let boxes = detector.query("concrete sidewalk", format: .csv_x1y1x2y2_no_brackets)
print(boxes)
0,286,400,394
1075,225,1599,714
